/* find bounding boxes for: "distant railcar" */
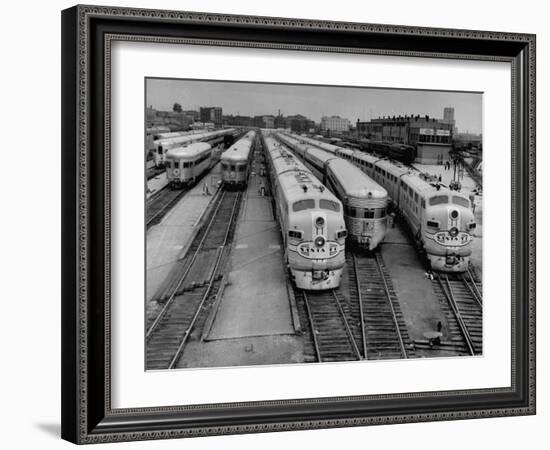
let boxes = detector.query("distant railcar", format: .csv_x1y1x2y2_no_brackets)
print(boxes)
387,143,417,165
220,130,257,188
262,133,346,290
165,142,213,188
153,129,236,167
368,141,391,157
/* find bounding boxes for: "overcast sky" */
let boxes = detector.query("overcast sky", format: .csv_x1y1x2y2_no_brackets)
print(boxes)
146,78,483,134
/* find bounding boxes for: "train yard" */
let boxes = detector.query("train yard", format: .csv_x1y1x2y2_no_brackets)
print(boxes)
145,128,483,370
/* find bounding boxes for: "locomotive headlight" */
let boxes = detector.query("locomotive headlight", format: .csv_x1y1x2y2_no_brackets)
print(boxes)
315,217,325,227
449,227,459,237
314,236,325,247
450,209,459,220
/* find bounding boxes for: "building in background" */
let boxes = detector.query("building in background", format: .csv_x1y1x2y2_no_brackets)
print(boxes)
200,107,223,127
262,115,275,129
441,107,457,135
356,112,454,164
285,114,315,133
320,115,350,133
274,114,286,129
223,115,253,127
183,110,200,122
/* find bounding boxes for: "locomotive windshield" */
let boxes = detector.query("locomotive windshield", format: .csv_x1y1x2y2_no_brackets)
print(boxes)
319,199,340,212
429,195,449,206
292,199,315,212
452,196,470,208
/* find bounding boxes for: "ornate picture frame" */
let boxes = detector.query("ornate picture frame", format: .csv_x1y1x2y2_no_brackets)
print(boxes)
61,5,536,444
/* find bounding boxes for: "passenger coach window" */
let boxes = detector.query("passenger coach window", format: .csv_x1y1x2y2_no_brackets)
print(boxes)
364,209,374,219
292,199,315,212
452,196,470,208
320,199,340,212
429,195,449,206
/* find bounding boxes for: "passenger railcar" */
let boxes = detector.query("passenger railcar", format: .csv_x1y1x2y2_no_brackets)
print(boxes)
220,130,257,188
262,133,346,290
153,129,235,167
165,142,213,188
388,143,416,165
286,133,476,271
274,132,388,250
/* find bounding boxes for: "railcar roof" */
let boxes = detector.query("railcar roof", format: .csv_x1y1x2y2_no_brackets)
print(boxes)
401,172,469,201
221,131,256,162
165,142,212,159
266,142,311,176
375,158,410,177
264,135,341,207
328,159,387,199
157,128,235,146
278,171,341,207
351,151,380,165
274,133,334,162
306,147,339,165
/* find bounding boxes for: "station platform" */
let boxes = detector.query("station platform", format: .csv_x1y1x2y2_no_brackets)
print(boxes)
380,220,454,355
146,164,221,304
176,153,304,369
206,164,295,340
146,172,168,200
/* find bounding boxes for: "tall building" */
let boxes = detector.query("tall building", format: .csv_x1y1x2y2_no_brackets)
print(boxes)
199,107,223,126
442,107,457,134
320,115,350,133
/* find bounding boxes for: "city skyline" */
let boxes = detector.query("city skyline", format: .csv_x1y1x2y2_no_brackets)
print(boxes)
146,78,483,134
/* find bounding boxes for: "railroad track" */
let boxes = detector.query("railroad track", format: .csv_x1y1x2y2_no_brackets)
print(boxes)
145,190,243,370
146,187,188,228
348,252,413,360
429,270,483,355
295,289,362,363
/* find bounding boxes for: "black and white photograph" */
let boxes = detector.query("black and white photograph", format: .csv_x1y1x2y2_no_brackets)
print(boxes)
145,78,483,370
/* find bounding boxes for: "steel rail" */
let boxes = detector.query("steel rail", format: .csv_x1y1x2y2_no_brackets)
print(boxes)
352,254,368,359
331,290,363,360
167,192,243,368
145,189,226,340
374,253,408,359
465,268,483,307
301,291,322,362
146,188,186,228
440,274,476,356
